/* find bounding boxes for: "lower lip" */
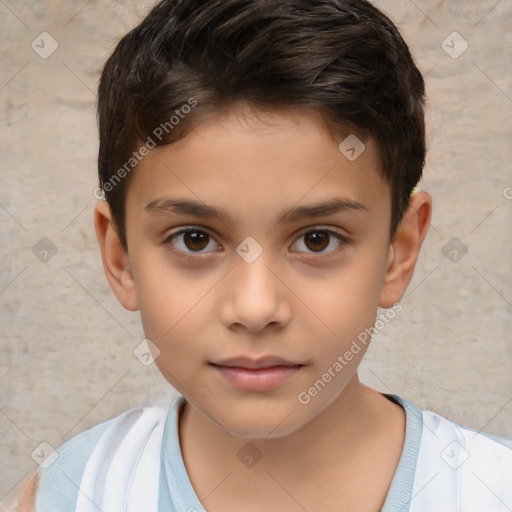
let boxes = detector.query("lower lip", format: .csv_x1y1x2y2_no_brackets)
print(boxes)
212,364,302,391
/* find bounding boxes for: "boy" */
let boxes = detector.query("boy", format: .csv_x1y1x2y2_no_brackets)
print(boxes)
12,0,512,511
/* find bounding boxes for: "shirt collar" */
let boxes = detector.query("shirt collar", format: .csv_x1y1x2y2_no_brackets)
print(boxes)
160,393,424,512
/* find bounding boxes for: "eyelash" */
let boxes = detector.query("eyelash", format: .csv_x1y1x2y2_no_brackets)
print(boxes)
164,226,348,261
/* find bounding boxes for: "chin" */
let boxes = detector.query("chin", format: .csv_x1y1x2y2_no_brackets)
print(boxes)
212,403,305,440
224,421,298,440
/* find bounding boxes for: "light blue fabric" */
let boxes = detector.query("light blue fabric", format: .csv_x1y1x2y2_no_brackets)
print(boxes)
381,394,424,512
35,393,507,512
158,397,207,512
36,419,110,512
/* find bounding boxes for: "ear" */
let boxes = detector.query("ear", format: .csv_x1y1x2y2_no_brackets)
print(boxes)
94,201,138,311
378,190,432,308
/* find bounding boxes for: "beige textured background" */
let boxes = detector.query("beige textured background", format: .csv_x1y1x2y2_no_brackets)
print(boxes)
1,0,511,507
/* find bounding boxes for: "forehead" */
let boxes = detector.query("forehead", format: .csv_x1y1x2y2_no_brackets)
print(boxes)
126,107,390,227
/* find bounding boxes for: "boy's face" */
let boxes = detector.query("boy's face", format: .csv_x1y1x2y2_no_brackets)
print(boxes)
113,107,402,438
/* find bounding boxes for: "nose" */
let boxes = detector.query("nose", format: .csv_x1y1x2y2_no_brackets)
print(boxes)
218,253,292,333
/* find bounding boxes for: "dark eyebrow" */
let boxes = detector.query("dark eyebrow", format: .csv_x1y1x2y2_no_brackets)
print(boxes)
145,197,368,227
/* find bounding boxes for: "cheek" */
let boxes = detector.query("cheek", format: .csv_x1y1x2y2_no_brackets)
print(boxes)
136,274,207,388
310,253,387,334
130,250,215,360
131,248,192,324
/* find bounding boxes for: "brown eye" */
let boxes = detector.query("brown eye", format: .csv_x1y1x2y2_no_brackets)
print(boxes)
304,231,330,252
183,231,209,251
167,229,220,254
291,228,345,255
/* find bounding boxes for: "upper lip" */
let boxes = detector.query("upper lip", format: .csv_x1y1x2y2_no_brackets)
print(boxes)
211,356,303,369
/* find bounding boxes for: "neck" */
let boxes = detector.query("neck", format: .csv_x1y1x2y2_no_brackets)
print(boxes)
178,376,405,510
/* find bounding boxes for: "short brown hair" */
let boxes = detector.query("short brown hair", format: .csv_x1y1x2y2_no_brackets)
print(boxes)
97,0,426,250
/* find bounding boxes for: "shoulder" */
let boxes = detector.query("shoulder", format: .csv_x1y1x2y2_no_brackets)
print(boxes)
34,415,113,512
419,409,512,509
35,406,167,512
422,409,512,461
391,394,512,464
387,395,512,510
